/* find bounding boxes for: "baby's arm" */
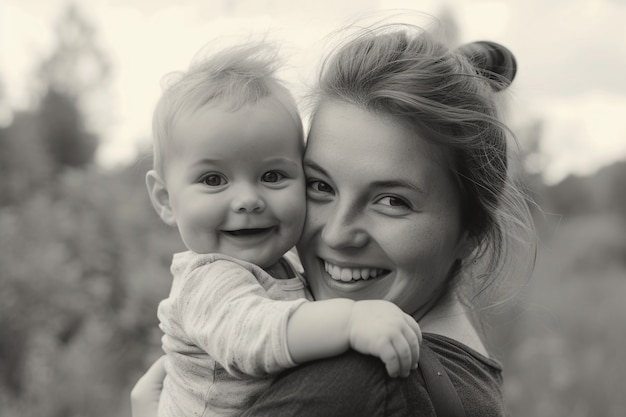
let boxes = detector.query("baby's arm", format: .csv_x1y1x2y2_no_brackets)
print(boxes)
287,299,422,378
176,258,308,377
176,256,420,378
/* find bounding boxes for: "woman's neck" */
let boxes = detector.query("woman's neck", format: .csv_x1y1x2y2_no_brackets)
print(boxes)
416,292,489,357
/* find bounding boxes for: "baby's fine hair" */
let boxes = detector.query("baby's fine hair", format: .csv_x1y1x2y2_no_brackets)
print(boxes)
313,24,535,310
152,41,303,174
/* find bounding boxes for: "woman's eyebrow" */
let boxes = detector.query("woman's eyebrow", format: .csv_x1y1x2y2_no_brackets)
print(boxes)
303,160,327,174
305,159,426,195
371,179,426,196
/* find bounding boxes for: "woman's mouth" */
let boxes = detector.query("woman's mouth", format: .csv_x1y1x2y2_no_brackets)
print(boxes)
323,260,388,282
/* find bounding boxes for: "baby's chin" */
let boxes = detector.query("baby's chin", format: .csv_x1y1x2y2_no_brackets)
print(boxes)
223,248,288,270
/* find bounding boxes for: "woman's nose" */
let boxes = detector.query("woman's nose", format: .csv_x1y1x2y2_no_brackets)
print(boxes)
320,204,368,249
230,185,266,213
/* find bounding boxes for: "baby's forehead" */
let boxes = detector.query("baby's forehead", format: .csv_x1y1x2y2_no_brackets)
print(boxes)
168,99,302,154
175,95,302,140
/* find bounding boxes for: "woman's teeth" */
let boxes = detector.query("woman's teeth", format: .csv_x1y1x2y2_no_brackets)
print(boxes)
324,261,386,282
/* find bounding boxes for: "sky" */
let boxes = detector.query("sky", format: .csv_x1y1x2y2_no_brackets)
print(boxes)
2,0,625,184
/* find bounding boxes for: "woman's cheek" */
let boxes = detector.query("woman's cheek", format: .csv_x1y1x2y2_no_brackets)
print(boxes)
303,200,325,236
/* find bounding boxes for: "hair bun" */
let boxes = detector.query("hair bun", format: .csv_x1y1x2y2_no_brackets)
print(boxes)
457,41,517,92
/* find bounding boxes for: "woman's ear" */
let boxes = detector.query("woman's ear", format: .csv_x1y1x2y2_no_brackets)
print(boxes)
146,170,176,226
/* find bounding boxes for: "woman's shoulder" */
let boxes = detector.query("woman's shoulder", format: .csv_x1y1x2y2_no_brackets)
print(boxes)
423,332,502,372
242,350,434,417
243,338,505,417
422,333,506,417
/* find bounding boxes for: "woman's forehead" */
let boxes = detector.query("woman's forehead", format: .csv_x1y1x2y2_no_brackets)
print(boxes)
307,103,450,168
304,102,456,194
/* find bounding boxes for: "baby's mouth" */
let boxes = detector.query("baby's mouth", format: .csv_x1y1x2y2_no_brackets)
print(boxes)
224,227,275,237
323,260,389,282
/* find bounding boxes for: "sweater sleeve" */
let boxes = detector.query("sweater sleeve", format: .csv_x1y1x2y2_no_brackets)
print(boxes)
176,259,309,378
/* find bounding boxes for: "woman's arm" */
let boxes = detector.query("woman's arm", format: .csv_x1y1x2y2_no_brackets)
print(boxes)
130,356,166,417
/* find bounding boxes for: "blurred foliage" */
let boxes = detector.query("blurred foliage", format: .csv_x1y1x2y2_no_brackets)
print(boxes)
499,212,626,417
1,4,626,417
38,3,110,98
0,151,183,416
0,112,54,206
0,3,181,416
39,89,99,169
38,3,110,170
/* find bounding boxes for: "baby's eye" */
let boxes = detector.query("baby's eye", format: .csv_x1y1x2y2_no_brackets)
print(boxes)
307,180,334,194
261,171,285,183
201,174,227,187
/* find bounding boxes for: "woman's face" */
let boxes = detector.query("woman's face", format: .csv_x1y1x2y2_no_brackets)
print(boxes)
297,101,468,316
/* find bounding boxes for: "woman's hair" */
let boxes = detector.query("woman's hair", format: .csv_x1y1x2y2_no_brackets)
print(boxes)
312,24,535,312
151,41,303,175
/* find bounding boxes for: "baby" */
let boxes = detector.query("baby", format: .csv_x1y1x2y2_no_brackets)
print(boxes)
145,42,422,416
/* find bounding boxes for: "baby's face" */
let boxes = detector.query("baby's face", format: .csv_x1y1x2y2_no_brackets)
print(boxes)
163,98,306,268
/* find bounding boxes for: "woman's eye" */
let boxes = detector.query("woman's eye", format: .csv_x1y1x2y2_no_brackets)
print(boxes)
307,180,333,194
261,171,285,183
377,196,411,209
201,174,226,187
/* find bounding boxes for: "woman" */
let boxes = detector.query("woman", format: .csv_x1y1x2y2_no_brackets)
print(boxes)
132,23,534,416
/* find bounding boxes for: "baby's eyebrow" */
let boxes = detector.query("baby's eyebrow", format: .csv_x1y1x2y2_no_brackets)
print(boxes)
191,158,220,168
265,157,300,169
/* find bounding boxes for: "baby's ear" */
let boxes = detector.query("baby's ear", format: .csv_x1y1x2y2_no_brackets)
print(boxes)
146,170,176,226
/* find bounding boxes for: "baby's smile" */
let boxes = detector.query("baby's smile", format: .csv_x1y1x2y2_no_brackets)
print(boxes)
223,227,276,237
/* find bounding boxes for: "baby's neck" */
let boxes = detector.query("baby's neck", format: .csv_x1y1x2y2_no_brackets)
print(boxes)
263,258,292,279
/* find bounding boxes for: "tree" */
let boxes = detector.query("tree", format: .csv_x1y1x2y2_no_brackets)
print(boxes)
36,3,110,169
38,3,110,99
38,89,98,169
0,112,54,205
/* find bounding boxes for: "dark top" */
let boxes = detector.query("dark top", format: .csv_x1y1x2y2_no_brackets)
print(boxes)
240,333,506,417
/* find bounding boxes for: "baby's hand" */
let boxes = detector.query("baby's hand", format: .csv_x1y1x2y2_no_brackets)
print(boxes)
349,300,422,378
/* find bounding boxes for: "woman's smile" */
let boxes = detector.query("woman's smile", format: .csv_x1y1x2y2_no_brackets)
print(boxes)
314,257,393,294
322,258,390,282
